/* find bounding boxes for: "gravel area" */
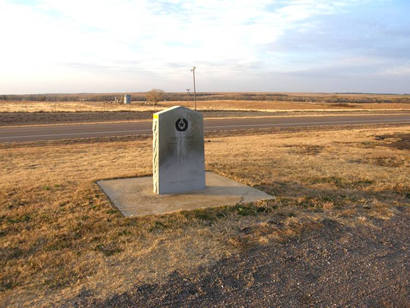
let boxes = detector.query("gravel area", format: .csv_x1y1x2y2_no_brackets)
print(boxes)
67,207,409,307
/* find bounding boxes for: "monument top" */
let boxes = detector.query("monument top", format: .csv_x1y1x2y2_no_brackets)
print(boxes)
154,105,184,116
153,105,199,120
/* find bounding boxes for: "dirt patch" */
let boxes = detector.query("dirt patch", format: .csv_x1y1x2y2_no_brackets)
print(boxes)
70,209,409,307
375,133,410,150
366,156,405,167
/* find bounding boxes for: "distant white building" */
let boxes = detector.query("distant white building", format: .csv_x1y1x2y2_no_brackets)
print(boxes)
124,94,131,104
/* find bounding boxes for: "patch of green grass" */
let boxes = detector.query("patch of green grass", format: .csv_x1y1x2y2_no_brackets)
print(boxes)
215,211,228,219
183,207,229,223
296,194,349,210
95,244,123,257
0,275,18,291
180,202,276,224
235,204,258,216
42,268,83,290
117,229,132,236
148,221,167,232
46,235,74,251
307,176,374,189
105,209,118,215
309,176,343,186
361,141,377,148
7,214,31,224
2,247,24,260
193,211,218,222
353,179,374,187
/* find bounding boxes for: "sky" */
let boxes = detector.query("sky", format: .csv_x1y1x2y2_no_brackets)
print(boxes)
0,0,409,94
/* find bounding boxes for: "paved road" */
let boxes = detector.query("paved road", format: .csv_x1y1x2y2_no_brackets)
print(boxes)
1,113,409,142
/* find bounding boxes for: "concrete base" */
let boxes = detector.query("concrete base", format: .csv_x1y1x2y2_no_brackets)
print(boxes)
97,172,274,217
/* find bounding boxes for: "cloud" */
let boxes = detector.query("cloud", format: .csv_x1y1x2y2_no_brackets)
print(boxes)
0,0,408,93
381,66,410,77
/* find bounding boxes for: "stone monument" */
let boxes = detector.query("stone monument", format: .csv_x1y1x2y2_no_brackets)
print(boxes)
97,105,274,217
152,106,205,194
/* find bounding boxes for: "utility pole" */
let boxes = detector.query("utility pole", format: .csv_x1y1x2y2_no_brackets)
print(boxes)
191,66,197,110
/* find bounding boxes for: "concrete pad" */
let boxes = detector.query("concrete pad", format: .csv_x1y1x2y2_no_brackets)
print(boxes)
97,172,274,217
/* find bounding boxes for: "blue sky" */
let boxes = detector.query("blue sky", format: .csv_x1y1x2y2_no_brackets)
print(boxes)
0,0,409,94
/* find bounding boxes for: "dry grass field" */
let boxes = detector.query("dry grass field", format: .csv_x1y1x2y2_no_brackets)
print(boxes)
162,100,410,112
0,125,409,306
1,99,410,113
1,98,409,127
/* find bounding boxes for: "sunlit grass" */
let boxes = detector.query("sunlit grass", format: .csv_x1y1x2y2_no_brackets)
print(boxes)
0,125,409,306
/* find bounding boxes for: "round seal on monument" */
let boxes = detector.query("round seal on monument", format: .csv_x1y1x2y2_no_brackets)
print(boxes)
175,118,188,132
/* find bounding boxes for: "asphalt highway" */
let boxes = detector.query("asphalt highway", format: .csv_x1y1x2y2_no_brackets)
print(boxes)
1,113,409,142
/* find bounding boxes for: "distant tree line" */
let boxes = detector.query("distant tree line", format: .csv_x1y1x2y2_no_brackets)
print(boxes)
0,92,409,104
0,94,146,102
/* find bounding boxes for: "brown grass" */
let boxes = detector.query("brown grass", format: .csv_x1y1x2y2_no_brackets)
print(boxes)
160,100,410,112
0,101,159,113
0,126,409,306
1,99,409,113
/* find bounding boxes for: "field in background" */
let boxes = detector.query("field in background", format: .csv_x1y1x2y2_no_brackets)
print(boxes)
1,99,410,113
0,125,409,306
2,92,409,127
2,91,410,103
